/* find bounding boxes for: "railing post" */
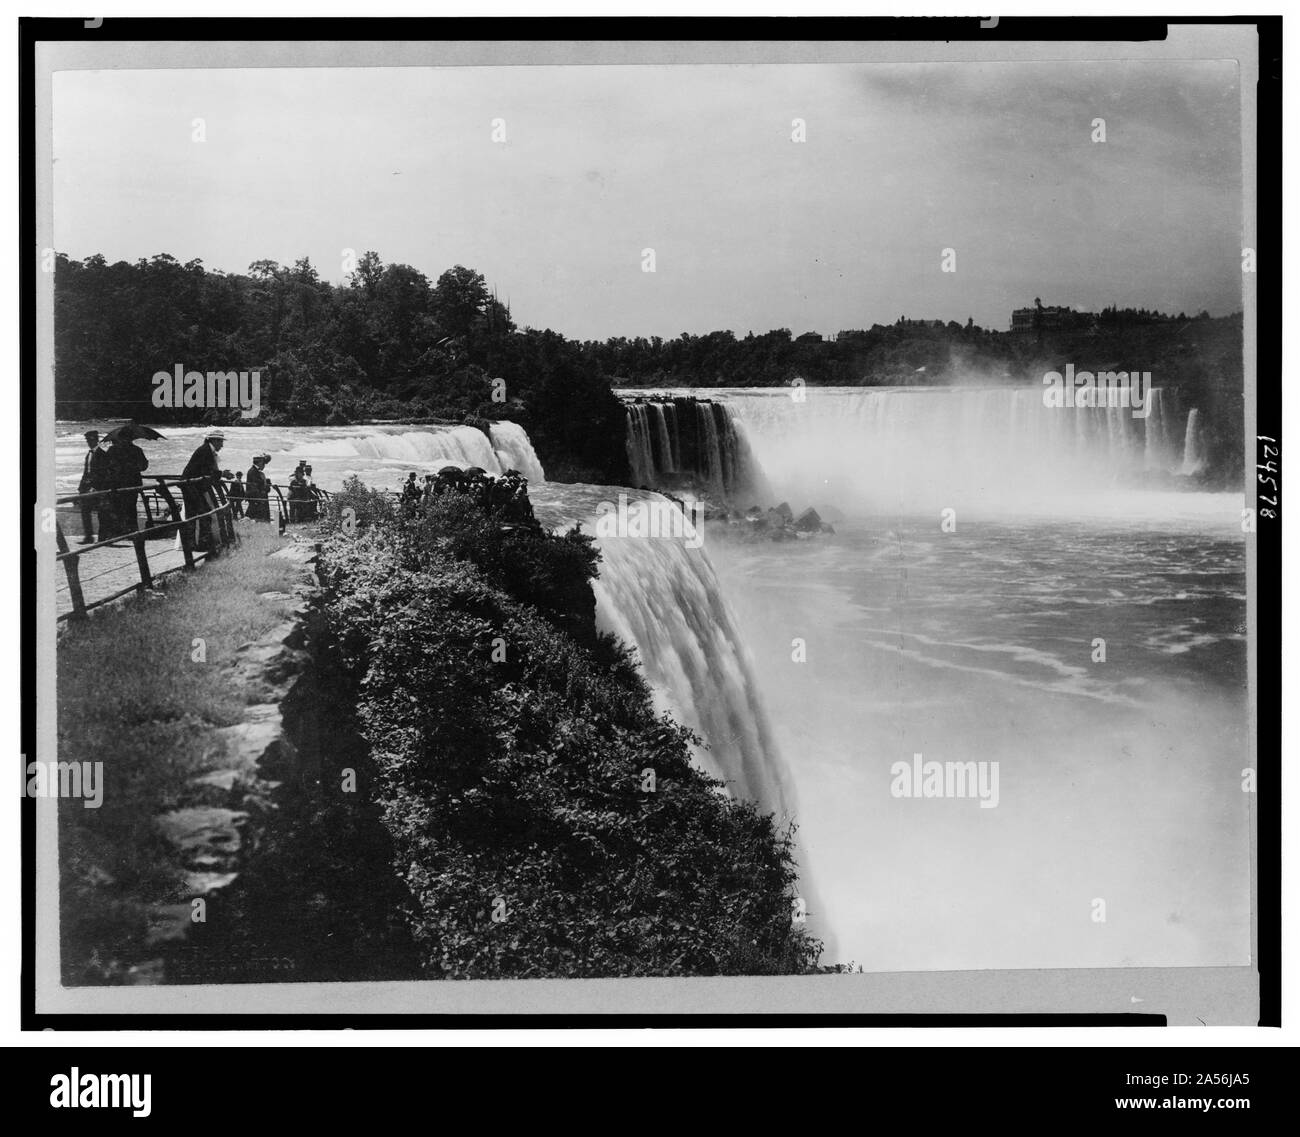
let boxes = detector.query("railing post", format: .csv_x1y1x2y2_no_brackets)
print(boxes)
132,534,153,592
54,523,87,620
214,483,235,547
153,480,195,569
271,484,287,535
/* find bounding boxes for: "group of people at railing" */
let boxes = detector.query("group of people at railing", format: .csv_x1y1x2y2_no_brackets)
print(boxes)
74,426,330,552
225,456,323,523
75,427,151,543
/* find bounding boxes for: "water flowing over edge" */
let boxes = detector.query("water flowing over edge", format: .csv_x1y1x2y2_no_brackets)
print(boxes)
619,386,1221,516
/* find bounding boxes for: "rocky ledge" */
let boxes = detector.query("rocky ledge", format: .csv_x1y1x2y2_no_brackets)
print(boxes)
705,500,838,543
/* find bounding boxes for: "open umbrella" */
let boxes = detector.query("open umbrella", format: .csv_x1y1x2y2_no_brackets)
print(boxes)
104,422,166,442
464,466,487,477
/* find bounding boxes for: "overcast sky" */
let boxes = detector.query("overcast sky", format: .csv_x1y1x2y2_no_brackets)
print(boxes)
53,61,1243,340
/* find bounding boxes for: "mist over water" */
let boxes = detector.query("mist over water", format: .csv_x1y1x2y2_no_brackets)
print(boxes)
686,386,1250,969
637,386,1200,518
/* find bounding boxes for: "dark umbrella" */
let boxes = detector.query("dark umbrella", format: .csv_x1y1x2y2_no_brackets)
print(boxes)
464,466,487,477
104,423,166,442
437,466,464,478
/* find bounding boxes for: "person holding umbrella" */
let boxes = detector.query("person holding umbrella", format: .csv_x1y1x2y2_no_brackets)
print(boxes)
102,422,159,537
433,466,463,496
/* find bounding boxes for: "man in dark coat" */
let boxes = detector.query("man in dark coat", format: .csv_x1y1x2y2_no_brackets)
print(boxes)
227,471,246,519
245,454,272,522
105,433,149,536
76,430,110,544
181,429,226,550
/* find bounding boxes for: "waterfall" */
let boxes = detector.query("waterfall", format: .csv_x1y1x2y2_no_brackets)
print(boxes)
1144,388,1174,472
488,421,546,482
650,403,675,473
353,425,503,470
530,479,827,948
624,386,1191,514
531,484,794,817
1181,408,1207,476
622,397,770,503
697,403,723,493
594,526,795,814
625,404,656,487
337,421,547,482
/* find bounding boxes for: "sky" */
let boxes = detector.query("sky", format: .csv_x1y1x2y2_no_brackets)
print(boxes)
52,61,1244,340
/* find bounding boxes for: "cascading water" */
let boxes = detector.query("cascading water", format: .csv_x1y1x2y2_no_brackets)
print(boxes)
1143,388,1173,471
627,386,1187,515
530,481,828,950
1181,407,1207,476
352,424,504,469
612,385,1246,971
287,421,546,484
626,404,657,487
531,483,795,816
488,421,546,482
623,396,770,503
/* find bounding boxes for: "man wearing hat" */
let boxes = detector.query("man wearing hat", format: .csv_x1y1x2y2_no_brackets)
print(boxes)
245,453,272,522
182,428,227,551
76,429,110,544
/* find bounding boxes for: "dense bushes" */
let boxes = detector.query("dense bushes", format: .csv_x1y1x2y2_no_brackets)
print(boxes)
315,483,822,977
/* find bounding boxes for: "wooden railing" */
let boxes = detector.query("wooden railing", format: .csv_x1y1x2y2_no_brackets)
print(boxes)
55,476,332,622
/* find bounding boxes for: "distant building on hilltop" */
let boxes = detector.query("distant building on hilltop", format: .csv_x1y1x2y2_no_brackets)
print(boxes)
1010,298,1092,333
796,331,824,343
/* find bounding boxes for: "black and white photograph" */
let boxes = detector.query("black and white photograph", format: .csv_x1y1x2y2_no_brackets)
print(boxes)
24,15,1276,1042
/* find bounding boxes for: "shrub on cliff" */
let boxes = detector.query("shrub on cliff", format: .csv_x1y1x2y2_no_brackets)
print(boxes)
319,474,397,536
402,494,603,646
315,498,821,978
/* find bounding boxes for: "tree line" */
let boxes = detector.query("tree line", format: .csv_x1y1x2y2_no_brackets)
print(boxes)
579,309,1230,389
54,252,1243,482
54,252,627,483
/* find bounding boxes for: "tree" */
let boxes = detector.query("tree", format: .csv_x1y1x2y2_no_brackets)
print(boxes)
431,265,492,342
